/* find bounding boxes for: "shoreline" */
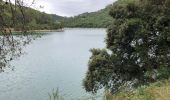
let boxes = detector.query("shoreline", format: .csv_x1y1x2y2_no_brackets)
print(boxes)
0,29,64,35
12,29,64,33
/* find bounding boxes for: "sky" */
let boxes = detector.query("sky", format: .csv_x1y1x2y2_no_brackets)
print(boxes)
29,0,116,17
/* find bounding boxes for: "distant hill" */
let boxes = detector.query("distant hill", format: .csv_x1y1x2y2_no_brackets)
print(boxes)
19,7,64,30
63,5,113,28
1,1,64,30
23,4,113,29
2,1,113,29
50,14,64,21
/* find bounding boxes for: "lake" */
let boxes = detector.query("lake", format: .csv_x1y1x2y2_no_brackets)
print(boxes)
0,28,106,100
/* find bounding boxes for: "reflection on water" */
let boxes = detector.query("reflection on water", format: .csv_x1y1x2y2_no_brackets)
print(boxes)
0,34,40,72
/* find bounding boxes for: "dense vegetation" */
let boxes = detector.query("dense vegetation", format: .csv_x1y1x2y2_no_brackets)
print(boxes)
1,1,64,31
63,5,113,28
83,0,170,95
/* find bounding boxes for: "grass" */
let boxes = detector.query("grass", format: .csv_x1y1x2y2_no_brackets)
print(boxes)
48,89,64,100
105,78,170,100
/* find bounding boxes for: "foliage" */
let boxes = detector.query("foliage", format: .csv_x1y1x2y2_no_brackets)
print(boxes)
83,0,170,94
64,5,113,28
0,0,44,71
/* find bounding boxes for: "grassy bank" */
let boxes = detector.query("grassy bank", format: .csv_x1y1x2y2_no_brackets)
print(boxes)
105,78,170,100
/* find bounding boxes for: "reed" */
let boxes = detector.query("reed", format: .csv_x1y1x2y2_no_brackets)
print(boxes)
49,88,64,100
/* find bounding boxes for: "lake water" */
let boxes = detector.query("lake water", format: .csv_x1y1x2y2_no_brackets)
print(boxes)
0,28,106,100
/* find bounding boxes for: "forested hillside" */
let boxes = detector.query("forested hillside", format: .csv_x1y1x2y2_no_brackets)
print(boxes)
2,0,114,29
1,1,64,31
63,5,113,28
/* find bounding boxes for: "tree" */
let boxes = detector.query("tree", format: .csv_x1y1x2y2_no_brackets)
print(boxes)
83,0,170,94
0,0,36,71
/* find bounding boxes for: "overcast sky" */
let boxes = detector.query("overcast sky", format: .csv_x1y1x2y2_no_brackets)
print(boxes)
30,0,116,17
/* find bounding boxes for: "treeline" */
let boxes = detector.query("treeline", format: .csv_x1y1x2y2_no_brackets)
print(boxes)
1,1,64,31
63,5,113,28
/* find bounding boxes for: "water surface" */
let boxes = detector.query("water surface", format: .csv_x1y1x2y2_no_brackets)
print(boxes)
0,28,106,100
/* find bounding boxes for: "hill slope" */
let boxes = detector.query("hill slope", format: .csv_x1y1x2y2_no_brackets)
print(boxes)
63,5,113,28
1,1,64,30
18,7,64,30
2,1,113,29
105,78,170,100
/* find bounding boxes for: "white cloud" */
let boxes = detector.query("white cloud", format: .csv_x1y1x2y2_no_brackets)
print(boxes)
31,0,116,17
